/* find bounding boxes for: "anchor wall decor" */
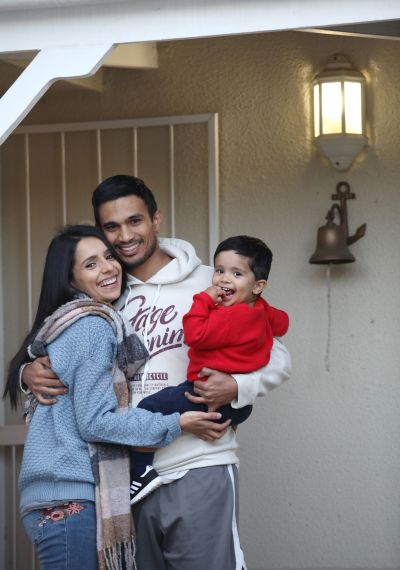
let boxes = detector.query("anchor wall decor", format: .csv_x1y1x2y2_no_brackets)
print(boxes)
309,181,366,264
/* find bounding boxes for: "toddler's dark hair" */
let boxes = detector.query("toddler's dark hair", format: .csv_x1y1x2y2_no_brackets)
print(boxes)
214,235,273,280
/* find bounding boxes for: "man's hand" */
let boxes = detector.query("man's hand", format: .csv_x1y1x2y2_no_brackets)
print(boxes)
185,368,238,412
22,356,67,405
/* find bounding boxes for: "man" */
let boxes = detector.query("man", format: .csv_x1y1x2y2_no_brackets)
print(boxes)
23,174,291,570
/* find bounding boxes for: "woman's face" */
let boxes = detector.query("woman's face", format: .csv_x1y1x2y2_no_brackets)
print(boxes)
71,237,123,304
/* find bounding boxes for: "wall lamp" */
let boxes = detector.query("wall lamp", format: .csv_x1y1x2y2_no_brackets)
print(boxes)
313,54,368,171
309,182,366,264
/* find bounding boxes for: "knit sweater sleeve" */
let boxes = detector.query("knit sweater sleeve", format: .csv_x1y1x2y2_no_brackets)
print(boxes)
49,316,181,447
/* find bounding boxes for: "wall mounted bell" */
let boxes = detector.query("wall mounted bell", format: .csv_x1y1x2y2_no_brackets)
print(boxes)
309,207,355,264
309,181,366,264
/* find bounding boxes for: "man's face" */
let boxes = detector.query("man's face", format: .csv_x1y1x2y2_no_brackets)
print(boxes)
98,195,161,272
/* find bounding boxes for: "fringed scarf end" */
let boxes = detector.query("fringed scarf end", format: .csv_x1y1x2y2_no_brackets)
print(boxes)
100,537,137,570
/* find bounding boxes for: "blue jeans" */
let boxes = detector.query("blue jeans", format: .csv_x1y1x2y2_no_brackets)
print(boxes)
22,501,97,570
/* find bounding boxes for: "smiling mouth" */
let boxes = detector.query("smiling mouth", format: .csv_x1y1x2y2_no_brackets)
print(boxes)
98,276,119,288
221,287,234,297
117,241,142,257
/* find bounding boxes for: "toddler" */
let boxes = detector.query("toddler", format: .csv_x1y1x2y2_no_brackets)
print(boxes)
130,235,289,504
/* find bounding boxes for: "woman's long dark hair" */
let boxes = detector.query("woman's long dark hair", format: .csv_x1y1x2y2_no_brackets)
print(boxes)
3,224,125,408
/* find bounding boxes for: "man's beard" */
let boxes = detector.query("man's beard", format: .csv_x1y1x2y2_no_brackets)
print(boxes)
123,236,158,271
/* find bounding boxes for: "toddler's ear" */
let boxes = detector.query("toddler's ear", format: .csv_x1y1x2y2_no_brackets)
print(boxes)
253,279,267,295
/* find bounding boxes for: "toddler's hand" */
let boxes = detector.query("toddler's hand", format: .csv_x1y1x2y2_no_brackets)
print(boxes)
204,285,223,304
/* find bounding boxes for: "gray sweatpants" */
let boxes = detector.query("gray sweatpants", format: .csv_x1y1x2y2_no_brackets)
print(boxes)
133,464,246,570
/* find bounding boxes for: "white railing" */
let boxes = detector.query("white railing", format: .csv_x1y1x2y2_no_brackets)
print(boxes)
14,113,219,327
15,113,220,271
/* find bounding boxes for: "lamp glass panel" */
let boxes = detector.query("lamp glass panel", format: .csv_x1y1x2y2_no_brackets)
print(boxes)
321,81,342,134
344,81,363,134
313,84,320,137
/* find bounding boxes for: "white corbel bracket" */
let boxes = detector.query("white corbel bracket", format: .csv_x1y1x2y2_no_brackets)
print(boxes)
0,42,114,146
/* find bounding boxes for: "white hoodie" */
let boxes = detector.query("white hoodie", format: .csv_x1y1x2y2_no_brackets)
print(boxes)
116,237,291,475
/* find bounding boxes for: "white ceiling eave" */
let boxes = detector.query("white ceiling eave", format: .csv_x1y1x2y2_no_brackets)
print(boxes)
1,1,400,54
1,0,400,146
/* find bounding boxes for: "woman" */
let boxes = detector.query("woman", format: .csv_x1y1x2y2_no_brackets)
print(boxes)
4,225,226,570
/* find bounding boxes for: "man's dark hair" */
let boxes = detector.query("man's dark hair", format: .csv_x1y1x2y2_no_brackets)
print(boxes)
214,235,273,280
92,175,158,226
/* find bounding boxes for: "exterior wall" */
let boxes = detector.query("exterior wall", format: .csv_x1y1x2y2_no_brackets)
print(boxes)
3,30,400,569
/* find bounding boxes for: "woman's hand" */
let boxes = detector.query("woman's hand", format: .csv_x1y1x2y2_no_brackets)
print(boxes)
179,411,231,442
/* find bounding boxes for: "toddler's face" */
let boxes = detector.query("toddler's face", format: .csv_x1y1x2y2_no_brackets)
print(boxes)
212,250,265,307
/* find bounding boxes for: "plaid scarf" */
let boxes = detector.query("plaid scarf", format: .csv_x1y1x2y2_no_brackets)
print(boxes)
25,298,148,570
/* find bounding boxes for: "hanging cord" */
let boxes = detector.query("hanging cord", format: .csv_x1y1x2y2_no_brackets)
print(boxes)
325,263,332,372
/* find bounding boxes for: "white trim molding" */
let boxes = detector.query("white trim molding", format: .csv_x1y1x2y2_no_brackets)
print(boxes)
0,44,113,146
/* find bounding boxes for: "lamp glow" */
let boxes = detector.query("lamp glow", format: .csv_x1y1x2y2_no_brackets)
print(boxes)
313,54,367,171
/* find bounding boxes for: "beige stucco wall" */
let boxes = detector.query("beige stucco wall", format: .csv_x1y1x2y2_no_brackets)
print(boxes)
3,29,400,569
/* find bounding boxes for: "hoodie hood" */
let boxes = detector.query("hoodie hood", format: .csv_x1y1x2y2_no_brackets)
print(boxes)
125,237,202,288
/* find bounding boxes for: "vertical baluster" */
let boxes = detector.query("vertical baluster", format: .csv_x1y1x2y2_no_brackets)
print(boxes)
169,125,175,238
207,114,219,264
133,128,138,177
24,135,32,328
96,130,102,184
60,132,67,225
12,445,16,570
